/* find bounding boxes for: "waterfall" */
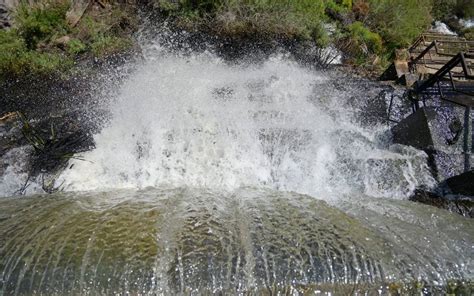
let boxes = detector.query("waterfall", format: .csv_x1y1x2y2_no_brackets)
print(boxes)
53,44,434,199
1,35,472,296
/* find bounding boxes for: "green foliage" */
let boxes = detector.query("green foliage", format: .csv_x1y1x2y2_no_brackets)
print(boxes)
346,21,382,55
0,1,72,78
0,0,137,79
366,0,432,52
432,0,474,19
0,29,71,78
456,0,474,18
155,0,437,67
67,38,86,55
74,10,135,57
91,36,133,57
342,0,353,9
155,0,180,12
158,0,329,41
462,27,474,40
326,0,351,13
15,0,70,49
2,0,466,77
431,0,457,20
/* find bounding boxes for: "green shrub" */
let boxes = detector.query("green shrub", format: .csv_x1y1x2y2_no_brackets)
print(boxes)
463,27,474,40
366,0,432,52
157,0,329,42
432,0,474,20
431,0,457,20
15,0,70,49
155,0,180,12
75,10,136,56
67,38,86,55
0,29,71,78
0,0,139,79
456,0,474,18
0,29,27,76
91,36,133,57
347,21,382,54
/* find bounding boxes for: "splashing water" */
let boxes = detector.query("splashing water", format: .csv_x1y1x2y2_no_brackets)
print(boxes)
1,37,472,295
54,46,434,199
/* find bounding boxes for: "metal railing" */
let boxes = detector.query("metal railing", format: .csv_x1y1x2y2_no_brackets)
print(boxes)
409,33,473,54
408,35,474,75
411,52,473,173
414,52,474,96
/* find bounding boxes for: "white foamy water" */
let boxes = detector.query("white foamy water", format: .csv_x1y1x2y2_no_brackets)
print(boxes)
431,21,457,35
52,45,435,199
460,18,474,28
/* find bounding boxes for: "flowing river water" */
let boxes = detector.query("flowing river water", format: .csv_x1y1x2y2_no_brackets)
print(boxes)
0,39,472,295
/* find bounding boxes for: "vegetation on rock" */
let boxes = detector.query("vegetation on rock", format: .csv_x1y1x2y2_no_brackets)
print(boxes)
0,0,472,78
152,0,445,69
0,0,137,79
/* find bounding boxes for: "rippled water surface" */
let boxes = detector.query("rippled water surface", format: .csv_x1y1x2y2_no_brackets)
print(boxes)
0,188,472,294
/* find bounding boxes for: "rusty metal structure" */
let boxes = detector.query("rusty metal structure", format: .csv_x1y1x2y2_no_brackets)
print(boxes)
383,31,474,178
409,33,473,173
408,33,474,109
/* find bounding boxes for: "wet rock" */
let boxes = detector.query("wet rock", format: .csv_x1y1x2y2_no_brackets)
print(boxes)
410,189,473,218
0,110,96,195
392,106,471,181
445,170,474,196
0,112,23,157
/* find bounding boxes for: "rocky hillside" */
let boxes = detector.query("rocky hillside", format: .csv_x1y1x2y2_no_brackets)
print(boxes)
0,0,472,82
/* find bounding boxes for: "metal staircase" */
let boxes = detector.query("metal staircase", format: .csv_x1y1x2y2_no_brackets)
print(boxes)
383,31,474,177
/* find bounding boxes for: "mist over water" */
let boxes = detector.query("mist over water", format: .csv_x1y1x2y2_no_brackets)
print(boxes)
54,43,435,199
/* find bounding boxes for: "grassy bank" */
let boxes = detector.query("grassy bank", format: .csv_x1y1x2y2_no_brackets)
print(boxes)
1,0,472,79
154,0,472,69
0,0,138,80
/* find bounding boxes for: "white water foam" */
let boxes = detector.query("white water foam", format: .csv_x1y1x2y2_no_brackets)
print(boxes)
460,18,474,28
431,21,457,35
53,44,435,199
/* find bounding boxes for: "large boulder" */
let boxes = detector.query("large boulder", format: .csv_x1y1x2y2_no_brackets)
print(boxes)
445,170,474,196
392,106,473,181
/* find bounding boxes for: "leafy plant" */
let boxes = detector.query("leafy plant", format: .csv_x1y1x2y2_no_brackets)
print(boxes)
0,0,139,79
15,0,70,50
366,0,432,52
348,21,382,53
67,38,86,55
0,29,71,78
91,35,133,57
